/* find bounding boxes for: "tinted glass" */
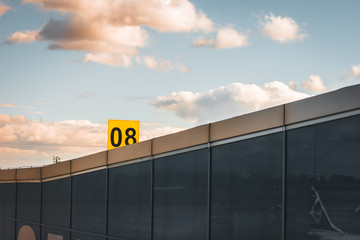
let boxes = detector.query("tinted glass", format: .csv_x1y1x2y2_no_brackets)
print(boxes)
0,218,15,240
287,115,360,240
41,227,70,240
211,133,283,240
0,183,16,217
16,183,41,222
108,161,151,240
16,222,40,240
72,170,107,234
153,149,208,240
71,232,105,240
42,178,71,227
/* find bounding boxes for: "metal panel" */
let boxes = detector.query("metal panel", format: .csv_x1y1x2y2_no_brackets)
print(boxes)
0,183,16,217
16,183,41,222
108,139,152,165
0,169,16,181
71,170,107,234
71,151,107,173
285,84,360,125
210,105,284,142
16,168,41,181
152,124,209,155
42,178,71,227
42,161,71,179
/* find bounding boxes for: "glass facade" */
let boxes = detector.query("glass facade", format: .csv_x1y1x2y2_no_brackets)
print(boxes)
0,114,359,240
286,115,360,240
211,133,283,240
153,149,208,240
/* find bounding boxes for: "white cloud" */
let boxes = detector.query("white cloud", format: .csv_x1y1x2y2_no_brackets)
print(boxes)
8,0,213,68
192,27,249,49
138,55,188,73
140,122,184,141
302,75,327,93
0,115,108,167
343,64,360,79
151,81,309,124
288,81,298,90
260,12,306,42
6,30,41,43
0,114,186,168
215,28,249,49
192,38,214,47
352,65,360,78
0,3,10,16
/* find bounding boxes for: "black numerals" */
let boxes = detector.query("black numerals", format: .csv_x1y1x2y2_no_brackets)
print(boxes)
110,127,137,147
125,128,137,145
110,127,122,147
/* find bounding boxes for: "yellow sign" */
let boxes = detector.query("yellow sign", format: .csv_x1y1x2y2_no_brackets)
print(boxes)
107,120,140,150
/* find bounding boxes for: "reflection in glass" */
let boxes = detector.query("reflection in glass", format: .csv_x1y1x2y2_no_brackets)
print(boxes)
211,133,283,240
287,115,360,240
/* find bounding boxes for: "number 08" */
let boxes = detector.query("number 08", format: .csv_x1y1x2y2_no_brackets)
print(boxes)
110,127,137,147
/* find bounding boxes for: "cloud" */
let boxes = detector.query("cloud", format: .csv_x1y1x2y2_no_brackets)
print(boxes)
0,103,15,107
215,28,249,49
6,30,41,43
8,0,213,68
140,122,185,141
22,0,213,32
342,64,360,80
0,115,108,167
137,55,188,73
151,81,309,124
302,75,327,93
259,12,306,42
0,114,186,168
192,27,249,49
0,3,10,16
78,91,94,99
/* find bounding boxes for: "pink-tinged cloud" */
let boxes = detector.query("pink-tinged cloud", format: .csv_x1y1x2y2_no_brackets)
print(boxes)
22,0,213,32
136,55,188,73
0,103,16,107
260,12,306,42
7,0,213,68
0,114,185,168
6,30,41,43
152,81,309,124
302,75,327,93
0,3,10,16
192,27,249,49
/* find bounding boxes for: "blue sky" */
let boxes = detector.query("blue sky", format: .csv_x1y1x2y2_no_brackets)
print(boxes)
0,0,359,168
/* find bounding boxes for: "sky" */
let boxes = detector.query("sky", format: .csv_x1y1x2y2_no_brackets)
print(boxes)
0,0,359,168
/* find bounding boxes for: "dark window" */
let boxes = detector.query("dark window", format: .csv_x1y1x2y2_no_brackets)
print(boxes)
42,178,71,227
16,183,41,222
0,183,16,217
41,227,70,240
108,161,151,240
211,133,283,240
153,149,209,240
16,222,40,240
286,115,360,240
71,232,106,240
71,170,107,234
0,218,15,240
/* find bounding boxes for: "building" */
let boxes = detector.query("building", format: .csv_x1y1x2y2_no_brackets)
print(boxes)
1,84,360,240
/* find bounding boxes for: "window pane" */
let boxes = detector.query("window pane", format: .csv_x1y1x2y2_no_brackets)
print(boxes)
42,178,71,227
0,183,16,217
286,115,360,240
71,170,107,234
108,161,151,240
211,133,283,240
17,183,41,222
153,149,208,240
